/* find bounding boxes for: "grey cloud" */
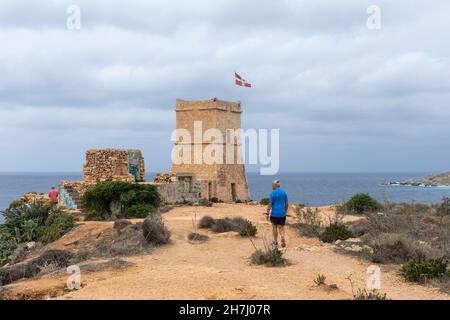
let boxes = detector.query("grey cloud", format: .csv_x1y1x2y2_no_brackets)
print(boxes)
0,1,450,172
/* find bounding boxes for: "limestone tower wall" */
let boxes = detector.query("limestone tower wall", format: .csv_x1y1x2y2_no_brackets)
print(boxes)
172,98,250,202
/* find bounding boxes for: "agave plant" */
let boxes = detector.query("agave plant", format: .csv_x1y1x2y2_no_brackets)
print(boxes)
2,201,52,230
21,219,39,242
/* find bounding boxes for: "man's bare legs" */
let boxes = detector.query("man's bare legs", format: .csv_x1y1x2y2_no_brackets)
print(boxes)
272,225,278,246
279,226,286,248
272,225,286,248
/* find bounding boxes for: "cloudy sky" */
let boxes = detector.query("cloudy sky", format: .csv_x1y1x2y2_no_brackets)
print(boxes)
1,0,450,174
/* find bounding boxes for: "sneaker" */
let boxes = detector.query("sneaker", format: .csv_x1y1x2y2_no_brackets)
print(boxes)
281,238,286,248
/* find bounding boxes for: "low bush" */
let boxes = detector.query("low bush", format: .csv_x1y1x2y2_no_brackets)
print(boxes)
294,206,323,237
211,217,247,233
239,220,257,237
353,289,389,300
142,214,171,245
1,202,65,245
2,202,52,232
402,257,449,282
36,211,74,244
0,228,18,267
0,203,73,266
358,200,449,263
251,247,286,267
83,181,160,220
0,249,73,286
198,216,215,229
8,200,23,209
340,193,382,215
199,216,256,236
371,233,411,264
187,232,209,242
198,199,213,207
436,197,450,225
259,198,270,205
211,218,236,233
20,219,39,242
126,204,155,218
314,273,326,286
320,223,352,243
210,197,220,203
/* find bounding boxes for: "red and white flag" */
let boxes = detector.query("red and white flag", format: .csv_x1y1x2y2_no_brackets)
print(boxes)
235,72,252,88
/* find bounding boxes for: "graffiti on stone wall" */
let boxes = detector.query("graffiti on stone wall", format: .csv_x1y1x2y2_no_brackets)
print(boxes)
60,188,77,209
128,151,140,181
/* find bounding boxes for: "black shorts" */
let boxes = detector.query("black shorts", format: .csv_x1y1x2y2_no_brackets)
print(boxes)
270,216,286,226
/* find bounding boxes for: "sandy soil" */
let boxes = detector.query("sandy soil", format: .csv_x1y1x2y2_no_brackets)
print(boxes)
2,203,449,300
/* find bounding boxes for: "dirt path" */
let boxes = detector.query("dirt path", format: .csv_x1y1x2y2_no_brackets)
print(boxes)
3,204,449,300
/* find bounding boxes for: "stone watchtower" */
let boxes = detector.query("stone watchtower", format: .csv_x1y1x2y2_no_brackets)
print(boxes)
172,98,250,202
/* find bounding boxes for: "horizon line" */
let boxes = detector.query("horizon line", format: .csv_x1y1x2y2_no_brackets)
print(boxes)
0,170,444,175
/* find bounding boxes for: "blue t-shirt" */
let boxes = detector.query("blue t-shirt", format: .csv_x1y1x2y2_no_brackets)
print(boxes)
269,188,288,217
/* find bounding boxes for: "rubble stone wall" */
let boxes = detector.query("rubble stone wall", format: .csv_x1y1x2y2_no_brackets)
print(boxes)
153,181,202,204
83,149,145,182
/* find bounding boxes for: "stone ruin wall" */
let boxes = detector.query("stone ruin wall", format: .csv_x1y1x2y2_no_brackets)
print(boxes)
153,181,203,204
59,148,146,210
152,172,203,203
83,149,145,182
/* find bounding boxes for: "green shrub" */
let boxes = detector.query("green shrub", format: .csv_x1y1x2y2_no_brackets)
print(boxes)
341,193,382,215
176,199,194,206
251,247,286,267
37,211,74,244
239,220,257,237
198,199,213,207
402,257,449,282
21,219,39,242
210,197,220,203
2,202,52,230
8,200,23,209
436,197,450,225
120,187,161,208
294,206,323,237
198,215,215,229
83,181,160,220
259,198,270,205
372,233,411,264
199,216,253,235
85,209,113,221
211,217,247,233
127,204,155,218
0,228,18,267
187,232,209,242
1,202,57,243
142,214,170,245
314,273,326,286
211,218,235,233
353,289,389,300
320,223,352,243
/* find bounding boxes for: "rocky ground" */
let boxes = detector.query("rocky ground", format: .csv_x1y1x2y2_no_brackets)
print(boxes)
1,203,449,300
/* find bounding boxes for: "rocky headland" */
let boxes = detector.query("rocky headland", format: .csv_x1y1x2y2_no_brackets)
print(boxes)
389,172,450,187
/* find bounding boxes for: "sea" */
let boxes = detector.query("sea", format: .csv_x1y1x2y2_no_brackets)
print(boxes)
1,172,450,223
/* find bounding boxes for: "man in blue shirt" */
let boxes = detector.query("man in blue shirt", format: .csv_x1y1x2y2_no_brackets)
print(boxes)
266,180,289,248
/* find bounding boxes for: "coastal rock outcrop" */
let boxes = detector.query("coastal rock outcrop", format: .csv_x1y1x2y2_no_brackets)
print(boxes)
389,172,450,187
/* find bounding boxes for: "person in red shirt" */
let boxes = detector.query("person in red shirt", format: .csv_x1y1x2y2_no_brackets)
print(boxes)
48,186,59,204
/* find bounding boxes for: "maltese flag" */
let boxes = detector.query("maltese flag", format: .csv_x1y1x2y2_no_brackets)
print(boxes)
235,72,252,88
